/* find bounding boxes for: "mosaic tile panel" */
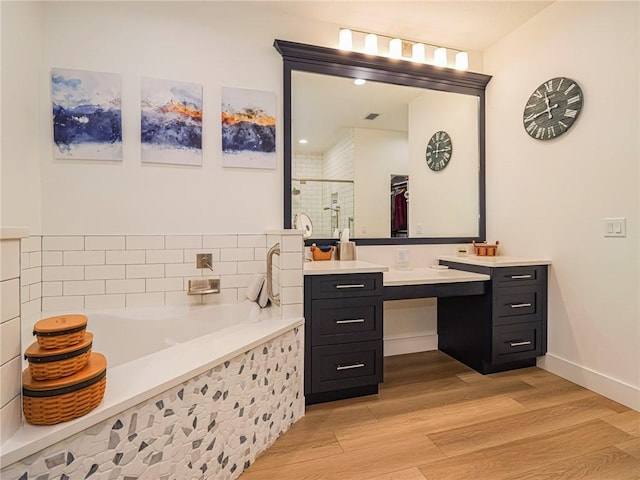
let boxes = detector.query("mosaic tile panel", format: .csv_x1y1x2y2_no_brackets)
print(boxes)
1,327,304,480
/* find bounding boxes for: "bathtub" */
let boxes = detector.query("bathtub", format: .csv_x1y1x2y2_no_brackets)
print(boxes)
2,301,304,479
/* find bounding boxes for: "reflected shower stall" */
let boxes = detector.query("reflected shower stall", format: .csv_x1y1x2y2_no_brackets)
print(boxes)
292,177,354,238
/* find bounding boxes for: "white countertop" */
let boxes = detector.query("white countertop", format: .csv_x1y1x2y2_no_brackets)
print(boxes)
438,255,552,267
303,260,389,275
384,267,490,286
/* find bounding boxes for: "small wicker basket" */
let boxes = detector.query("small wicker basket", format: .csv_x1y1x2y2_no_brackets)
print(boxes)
473,240,500,256
23,352,107,426
310,245,334,261
33,314,87,350
25,332,94,381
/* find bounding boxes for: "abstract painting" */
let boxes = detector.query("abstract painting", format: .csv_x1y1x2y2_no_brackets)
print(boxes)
51,68,122,161
141,77,203,166
221,87,276,169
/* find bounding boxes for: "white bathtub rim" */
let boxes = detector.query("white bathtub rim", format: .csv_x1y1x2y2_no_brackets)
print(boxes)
2,304,303,468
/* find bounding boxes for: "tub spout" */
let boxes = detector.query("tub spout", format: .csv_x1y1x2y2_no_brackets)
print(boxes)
187,278,220,295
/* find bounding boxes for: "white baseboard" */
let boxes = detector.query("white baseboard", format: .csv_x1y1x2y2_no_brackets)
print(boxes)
384,333,438,357
538,353,640,412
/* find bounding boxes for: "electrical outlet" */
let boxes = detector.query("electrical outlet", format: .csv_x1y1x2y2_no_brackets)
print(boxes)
196,253,213,269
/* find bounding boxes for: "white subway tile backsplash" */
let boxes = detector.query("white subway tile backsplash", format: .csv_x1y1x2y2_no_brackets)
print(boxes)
106,279,145,294
21,299,40,317
84,294,125,310
221,248,254,262
0,317,20,365
281,303,304,319
42,295,85,312
209,261,237,276
0,395,21,445
42,251,63,266
202,289,239,305
281,286,304,305
126,235,164,250
29,282,42,300
165,263,202,278
281,235,303,253
165,235,202,249
238,235,266,248
254,247,267,261
21,267,41,287
1,240,20,281
126,292,164,308
237,261,266,275
280,269,303,287
28,251,41,268
20,235,41,253
0,356,21,406
63,250,105,266
21,285,29,303
42,281,63,297
145,277,183,292
218,274,254,289
280,252,304,270
43,236,84,251
106,250,145,265
21,252,30,269
85,265,126,280
1,279,20,323
203,235,237,249
42,266,84,281
63,280,105,296
126,264,164,279
85,236,125,251
145,249,183,264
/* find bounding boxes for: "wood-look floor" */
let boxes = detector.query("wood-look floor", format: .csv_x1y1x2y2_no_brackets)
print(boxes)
241,351,640,480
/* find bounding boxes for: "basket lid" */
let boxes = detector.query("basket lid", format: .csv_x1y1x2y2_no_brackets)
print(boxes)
33,314,87,335
25,332,94,360
22,352,106,391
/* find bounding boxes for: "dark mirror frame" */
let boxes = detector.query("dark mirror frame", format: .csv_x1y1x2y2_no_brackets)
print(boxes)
274,39,492,245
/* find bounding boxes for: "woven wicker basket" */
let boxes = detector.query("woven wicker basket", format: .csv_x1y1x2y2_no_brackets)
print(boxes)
23,352,107,425
25,332,93,381
33,314,87,349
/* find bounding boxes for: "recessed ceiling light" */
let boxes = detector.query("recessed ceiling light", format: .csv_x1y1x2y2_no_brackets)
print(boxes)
298,139,308,144
353,79,366,86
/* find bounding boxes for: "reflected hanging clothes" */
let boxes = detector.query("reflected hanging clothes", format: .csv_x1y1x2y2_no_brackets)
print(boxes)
391,187,407,234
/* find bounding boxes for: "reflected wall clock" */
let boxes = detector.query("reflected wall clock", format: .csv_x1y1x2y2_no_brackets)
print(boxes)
425,131,452,171
523,77,583,140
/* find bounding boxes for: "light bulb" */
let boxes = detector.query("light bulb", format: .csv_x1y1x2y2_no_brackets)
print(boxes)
434,47,447,67
389,38,402,58
339,29,353,51
411,43,425,63
455,51,469,70
353,79,366,86
364,33,378,55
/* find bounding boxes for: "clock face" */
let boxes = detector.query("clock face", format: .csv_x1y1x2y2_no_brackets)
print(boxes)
523,77,583,140
425,131,452,171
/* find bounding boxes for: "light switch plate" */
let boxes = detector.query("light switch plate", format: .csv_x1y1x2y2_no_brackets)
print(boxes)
604,218,626,237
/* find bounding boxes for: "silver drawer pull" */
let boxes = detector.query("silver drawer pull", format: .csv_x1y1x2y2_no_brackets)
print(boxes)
336,363,365,371
510,303,533,308
335,284,365,289
510,274,532,279
335,318,365,324
510,341,532,347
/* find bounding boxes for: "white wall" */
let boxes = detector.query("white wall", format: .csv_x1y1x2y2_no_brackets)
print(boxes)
1,2,43,232
485,1,639,409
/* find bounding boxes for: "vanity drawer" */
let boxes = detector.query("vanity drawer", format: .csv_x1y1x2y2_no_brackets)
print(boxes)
311,297,382,345
494,266,543,286
311,341,383,393
494,286,541,325
492,322,542,363
310,274,383,300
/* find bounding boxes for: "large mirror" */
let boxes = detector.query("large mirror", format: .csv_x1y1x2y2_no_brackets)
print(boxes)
275,40,492,245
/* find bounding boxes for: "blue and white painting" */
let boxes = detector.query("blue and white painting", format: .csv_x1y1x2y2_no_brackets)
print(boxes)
221,87,276,169
141,77,203,166
52,68,122,160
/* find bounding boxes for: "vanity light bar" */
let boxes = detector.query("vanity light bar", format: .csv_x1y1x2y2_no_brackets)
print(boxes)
338,27,469,70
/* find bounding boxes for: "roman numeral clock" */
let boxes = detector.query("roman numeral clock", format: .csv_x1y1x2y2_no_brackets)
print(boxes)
523,77,583,140
426,131,452,171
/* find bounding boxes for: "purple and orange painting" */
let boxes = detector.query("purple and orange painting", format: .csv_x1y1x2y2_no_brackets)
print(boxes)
221,87,276,169
52,68,122,160
141,77,203,165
